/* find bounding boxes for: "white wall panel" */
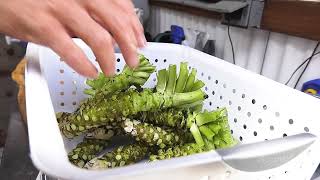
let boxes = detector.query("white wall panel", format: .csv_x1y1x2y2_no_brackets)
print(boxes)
147,6,319,90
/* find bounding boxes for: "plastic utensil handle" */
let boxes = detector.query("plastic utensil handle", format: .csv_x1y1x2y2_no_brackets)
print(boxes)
217,133,317,172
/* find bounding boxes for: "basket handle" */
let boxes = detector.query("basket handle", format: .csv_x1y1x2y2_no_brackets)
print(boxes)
217,133,317,172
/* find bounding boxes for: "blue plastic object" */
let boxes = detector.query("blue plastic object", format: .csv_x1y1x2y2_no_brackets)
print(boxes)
301,79,320,98
170,25,185,44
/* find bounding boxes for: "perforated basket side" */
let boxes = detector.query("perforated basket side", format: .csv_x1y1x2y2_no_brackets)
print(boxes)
26,40,320,180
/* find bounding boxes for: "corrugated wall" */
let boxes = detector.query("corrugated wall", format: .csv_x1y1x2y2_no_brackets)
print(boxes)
147,6,320,90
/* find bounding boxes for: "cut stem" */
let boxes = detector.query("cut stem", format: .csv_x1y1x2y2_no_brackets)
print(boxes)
199,126,215,140
190,123,204,147
156,69,167,93
196,108,227,126
172,90,206,107
175,62,188,93
207,123,222,134
165,65,177,94
184,68,197,92
191,80,205,91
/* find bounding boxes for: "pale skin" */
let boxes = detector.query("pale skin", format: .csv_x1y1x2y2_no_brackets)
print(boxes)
0,0,146,78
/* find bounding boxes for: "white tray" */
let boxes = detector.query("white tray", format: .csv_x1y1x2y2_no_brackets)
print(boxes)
25,39,320,180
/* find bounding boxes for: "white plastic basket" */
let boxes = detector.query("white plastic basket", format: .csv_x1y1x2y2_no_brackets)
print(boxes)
25,39,320,180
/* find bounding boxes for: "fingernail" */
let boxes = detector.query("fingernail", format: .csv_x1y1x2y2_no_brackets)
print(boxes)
105,72,115,77
131,57,139,69
103,68,115,77
87,71,98,79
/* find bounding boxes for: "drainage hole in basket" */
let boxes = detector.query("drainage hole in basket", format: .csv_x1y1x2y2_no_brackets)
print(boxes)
228,100,232,105
220,96,223,100
117,58,120,62
216,106,220,109
252,99,256,104
283,133,287,137
258,118,262,123
201,72,204,76
212,91,215,95
60,69,64,74
289,119,294,124
155,59,158,63
205,87,208,91
59,80,64,85
253,131,257,136
243,124,247,129
215,80,218,84
72,102,77,106
60,58,64,62
268,177,271,179
270,125,274,131
263,105,267,110
241,94,245,98
239,136,243,141
304,127,309,132
284,171,287,174
72,91,76,95
209,102,212,106
60,92,64,96
208,76,211,80
275,112,280,117
153,78,156,82
230,130,233,134
164,59,167,63
234,118,237,123
237,106,241,111
247,112,251,117
223,84,227,88
117,69,120,73
232,89,236,93
225,171,231,177
188,66,191,70
60,102,64,106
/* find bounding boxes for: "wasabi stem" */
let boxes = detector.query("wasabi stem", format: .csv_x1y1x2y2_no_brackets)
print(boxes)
122,119,191,148
68,139,108,168
156,69,167,93
134,107,228,147
184,68,197,92
84,144,148,170
175,62,188,93
199,126,215,140
149,143,204,161
196,108,227,126
60,88,205,138
191,80,205,91
85,124,124,140
84,54,155,96
190,123,205,147
165,65,177,94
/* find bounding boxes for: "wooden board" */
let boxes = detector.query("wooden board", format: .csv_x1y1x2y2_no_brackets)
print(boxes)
261,0,320,41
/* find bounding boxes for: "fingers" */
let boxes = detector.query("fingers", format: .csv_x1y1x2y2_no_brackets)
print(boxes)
47,28,98,78
115,0,146,47
61,7,116,76
85,1,139,69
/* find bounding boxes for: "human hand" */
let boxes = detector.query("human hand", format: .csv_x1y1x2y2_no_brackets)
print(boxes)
0,0,146,78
